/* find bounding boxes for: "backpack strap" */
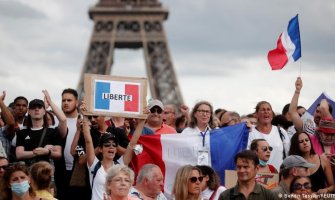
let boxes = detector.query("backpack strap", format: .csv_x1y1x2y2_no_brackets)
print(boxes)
277,126,287,160
91,161,102,187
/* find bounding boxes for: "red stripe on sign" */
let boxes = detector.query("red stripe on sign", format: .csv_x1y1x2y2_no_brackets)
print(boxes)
125,84,139,112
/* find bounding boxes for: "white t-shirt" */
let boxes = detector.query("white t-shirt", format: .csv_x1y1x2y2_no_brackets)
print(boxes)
64,117,77,170
88,157,124,200
201,186,226,200
248,125,290,171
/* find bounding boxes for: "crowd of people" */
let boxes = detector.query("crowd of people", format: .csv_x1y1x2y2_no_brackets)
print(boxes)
1,76,335,200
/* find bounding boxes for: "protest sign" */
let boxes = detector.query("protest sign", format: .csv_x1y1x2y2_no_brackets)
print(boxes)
84,74,147,118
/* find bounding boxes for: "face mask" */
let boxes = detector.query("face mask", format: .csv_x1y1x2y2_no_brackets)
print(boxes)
11,180,30,197
259,159,267,167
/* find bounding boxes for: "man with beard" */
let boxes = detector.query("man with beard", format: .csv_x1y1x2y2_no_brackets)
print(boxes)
56,88,79,200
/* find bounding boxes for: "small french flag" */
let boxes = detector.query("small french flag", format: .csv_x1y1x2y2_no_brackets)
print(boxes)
268,14,301,70
94,80,140,113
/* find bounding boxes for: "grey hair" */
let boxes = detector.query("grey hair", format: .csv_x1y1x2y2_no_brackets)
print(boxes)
136,163,159,183
105,165,135,194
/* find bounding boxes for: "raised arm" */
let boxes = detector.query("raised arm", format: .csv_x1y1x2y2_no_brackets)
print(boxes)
80,102,95,167
288,77,304,132
320,99,333,119
43,90,67,138
0,91,15,126
122,108,149,165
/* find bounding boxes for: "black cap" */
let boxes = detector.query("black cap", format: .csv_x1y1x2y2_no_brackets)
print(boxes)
28,99,45,109
99,133,118,147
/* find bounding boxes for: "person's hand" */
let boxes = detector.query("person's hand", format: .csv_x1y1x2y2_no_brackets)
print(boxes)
124,120,130,136
103,193,112,200
80,101,88,114
179,104,189,116
76,118,83,131
0,91,6,102
42,90,51,109
295,77,303,92
317,188,329,194
33,147,49,156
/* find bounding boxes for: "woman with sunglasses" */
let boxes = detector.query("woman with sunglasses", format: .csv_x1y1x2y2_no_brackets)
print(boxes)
290,176,319,200
0,162,38,200
80,102,148,200
289,132,335,194
172,165,203,200
196,165,226,200
250,139,277,173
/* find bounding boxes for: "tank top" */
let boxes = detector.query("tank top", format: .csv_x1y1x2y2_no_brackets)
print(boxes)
309,156,327,192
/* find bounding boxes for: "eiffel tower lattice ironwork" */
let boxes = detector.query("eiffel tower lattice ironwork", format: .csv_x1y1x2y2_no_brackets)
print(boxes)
77,0,184,106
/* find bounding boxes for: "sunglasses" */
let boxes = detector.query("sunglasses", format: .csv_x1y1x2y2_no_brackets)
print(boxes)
88,116,99,120
0,165,8,170
150,107,163,114
261,146,273,152
103,142,117,148
189,176,204,183
292,182,312,190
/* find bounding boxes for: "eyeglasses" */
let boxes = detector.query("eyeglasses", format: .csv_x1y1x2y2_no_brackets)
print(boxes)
298,138,309,143
292,182,312,190
88,116,99,120
197,110,211,115
0,165,8,170
189,176,204,183
103,142,117,148
261,146,273,152
150,107,163,114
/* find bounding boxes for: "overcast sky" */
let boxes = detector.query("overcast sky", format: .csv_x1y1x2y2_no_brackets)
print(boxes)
0,0,335,115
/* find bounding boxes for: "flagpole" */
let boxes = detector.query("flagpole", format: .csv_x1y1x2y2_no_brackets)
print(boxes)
299,59,302,77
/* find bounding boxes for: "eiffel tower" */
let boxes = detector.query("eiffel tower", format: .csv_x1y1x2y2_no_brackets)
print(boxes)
77,0,184,106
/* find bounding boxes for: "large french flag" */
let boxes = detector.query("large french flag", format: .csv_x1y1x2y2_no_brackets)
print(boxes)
268,14,301,70
94,80,140,114
130,123,249,198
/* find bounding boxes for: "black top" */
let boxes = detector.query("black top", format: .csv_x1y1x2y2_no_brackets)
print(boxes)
16,127,62,164
309,156,327,192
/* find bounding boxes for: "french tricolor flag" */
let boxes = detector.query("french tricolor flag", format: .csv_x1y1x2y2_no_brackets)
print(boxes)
94,80,140,114
130,123,249,197
268,14,301,70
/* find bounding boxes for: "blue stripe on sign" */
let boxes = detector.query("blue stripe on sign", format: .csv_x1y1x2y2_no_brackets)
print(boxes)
95,82,110,110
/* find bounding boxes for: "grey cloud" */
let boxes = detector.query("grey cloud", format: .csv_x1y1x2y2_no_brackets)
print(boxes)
0,1,46,19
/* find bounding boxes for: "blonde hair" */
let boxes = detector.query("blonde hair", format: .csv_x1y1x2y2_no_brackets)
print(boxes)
30,161,53,190
172,165,201,200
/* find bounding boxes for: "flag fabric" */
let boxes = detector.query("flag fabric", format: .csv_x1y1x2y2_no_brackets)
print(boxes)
94,80,140,113
268,14,301,70
307,92,335,118
130,123,249,198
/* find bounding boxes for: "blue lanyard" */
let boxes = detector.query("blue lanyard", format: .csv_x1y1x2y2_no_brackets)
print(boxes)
200,127,209,147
